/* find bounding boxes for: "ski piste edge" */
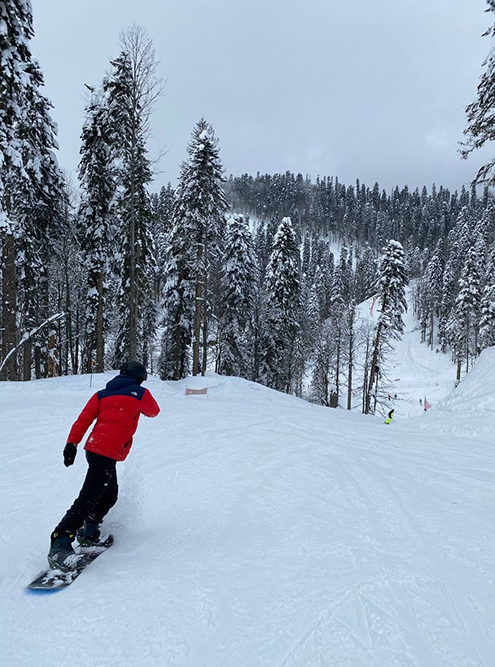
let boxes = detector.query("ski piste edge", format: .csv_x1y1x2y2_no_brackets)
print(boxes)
26,535,114,594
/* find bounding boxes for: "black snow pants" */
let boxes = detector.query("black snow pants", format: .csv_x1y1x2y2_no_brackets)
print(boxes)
55,451,118,535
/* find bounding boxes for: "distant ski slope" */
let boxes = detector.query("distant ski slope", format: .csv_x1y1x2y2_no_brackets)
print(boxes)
1,354,494,666
355,287,456,419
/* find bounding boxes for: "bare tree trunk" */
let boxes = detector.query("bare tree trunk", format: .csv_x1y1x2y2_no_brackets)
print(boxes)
372,368,379,415
202,233,208,376
173,324,183,380
74,306,80,375
96,271,105,372
420,317,426,343
36,265,50,378
465,317,470,374
65,262,76,373
1,233,19,380
456,341,462,383
129,175,137,360
47,331,59,377
347,309,354,411
362,334,370,414
192,278,201,376
252,300,261,382
22,262,36,381
23,338,32,381
365,322,382,415
57,316,64,375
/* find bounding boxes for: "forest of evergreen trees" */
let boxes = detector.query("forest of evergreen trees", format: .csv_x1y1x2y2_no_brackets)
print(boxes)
223,171,495,383
2,1,495,414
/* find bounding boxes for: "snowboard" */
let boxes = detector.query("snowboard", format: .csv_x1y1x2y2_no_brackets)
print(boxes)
26,535,114,593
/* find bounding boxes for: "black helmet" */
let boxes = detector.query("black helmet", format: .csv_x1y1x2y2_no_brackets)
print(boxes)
120,360,148,383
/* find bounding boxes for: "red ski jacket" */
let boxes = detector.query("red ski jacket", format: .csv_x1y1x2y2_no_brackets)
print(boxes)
67,375,160,461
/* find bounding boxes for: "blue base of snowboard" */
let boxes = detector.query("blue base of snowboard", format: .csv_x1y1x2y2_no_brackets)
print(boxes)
26,535,114,593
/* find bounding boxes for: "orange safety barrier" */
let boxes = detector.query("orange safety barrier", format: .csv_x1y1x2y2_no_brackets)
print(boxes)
185,386,208,396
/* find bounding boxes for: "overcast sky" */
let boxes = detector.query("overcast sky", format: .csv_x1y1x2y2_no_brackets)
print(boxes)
31,0,493,194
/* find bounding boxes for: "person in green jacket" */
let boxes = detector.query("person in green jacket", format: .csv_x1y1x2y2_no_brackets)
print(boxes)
385,409,394,424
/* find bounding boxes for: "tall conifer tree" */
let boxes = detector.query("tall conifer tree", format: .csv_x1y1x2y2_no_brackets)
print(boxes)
159,184,195,380
78,90,116,372
461,1,495,184
171,118,228,375
1,0,63,380
365,240,408,414
261,217,302,393
104,43,157,365
217,214,257,377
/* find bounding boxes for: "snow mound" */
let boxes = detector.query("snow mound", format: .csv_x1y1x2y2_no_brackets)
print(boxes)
414,346,495,440
165,371,309,408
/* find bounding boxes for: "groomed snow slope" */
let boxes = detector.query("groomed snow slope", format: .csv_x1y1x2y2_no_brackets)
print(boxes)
1,367,494,666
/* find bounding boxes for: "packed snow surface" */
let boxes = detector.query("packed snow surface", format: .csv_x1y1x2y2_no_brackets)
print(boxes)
1,343,494,665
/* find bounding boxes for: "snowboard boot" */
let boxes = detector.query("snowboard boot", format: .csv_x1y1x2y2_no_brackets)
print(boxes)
76,520,102,547
48,530,78,571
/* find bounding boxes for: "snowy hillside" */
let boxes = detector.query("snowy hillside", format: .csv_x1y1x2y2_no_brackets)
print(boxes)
354,288,456,419
414,346,495,440
1,358,494,666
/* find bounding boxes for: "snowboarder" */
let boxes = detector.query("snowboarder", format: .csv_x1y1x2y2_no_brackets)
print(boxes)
385,409,394,424
48,361,160,569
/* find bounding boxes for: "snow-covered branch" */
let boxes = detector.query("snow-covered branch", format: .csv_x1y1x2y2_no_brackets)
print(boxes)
0,313,65,376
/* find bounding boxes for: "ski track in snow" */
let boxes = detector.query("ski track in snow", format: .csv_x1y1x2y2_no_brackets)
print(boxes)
1,342,495,664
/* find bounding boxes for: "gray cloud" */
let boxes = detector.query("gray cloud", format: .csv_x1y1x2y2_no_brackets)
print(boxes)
32,0,492,193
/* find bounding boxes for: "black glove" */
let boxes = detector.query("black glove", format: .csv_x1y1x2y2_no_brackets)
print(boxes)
63,443,77,467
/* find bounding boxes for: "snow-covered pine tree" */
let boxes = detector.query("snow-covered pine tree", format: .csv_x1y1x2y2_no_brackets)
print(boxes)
345,300,357,410
461,1,495,184
171,118,228,376
473,218,489,279
330,245,350,308
104,43,157,365
328,248,348,406
421,238,445,348
159,180,195,381
354,243,377,302
1,1,36,379
479,282,495,349
306,257,335,406
22,80,64,379
78,90,116,373
152,183,174,298
301,235,311,276
0,0,63,380
306,278,321,347
251,232,269,383
454,245,482,379
438,241,461,354
365,240,408,414
437,210,472,354
261,217,302,393
0,0,33,219
217,214,257,377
